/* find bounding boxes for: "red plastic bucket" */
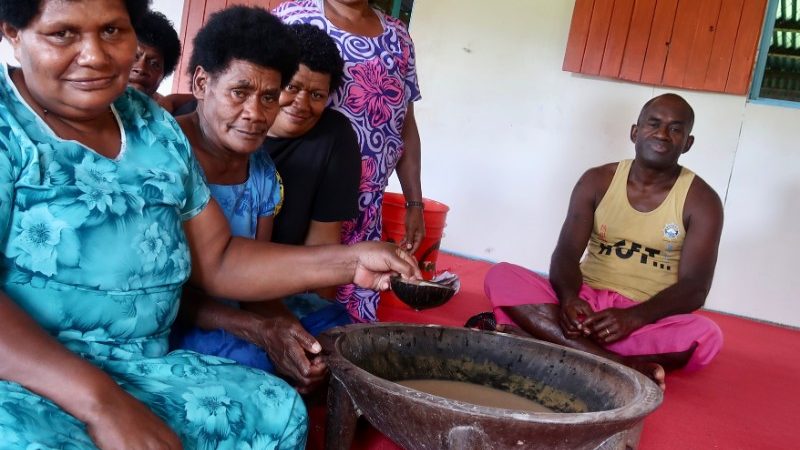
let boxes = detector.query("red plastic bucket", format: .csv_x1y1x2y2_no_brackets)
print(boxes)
380,192,450,310
381,192,449,280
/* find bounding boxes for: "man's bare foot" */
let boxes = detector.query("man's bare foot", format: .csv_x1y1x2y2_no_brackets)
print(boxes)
495,323,534,338
628,361,666,391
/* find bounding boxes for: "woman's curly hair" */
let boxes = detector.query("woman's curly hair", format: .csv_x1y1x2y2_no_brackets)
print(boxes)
188,6,298,87
288,23,344,92
136,10,181,77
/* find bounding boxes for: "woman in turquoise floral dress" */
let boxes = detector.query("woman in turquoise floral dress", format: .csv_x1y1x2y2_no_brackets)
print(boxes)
0,1,419,449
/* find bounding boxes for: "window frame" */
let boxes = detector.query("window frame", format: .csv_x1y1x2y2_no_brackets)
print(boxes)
372,0,412,24
748,0,800,108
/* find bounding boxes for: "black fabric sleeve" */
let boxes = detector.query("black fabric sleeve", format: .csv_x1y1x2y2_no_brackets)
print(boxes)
311,111,361,222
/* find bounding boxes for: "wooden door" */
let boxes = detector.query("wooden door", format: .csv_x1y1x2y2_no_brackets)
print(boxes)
172,0,289,93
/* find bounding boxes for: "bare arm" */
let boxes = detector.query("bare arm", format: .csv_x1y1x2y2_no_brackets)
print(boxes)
241,300,327,393
304,220,344,299
179,286,327,393
178,286,261,338
158,93,195,115
180,213,276,330
0,293,121,422
183,199,420,301
181,214,275,336
550,166,612,304
304,220,342,247
547,166,615,337
255,215,274,242
584,177,724,343
0,294,181,448
395,102,424,253
180,212,327,390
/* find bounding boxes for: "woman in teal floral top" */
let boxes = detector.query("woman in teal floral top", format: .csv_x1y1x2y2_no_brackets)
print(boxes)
0,1,419,449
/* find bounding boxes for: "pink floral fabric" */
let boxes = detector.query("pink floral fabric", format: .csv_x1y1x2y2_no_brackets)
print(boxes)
343,58,405,129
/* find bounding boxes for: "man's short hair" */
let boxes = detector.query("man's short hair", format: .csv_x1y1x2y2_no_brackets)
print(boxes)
638,93,695,131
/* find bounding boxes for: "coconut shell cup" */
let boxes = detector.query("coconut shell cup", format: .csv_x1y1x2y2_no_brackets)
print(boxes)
390,276,456,310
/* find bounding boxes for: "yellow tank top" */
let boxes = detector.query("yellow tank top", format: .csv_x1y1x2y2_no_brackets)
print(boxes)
580,159,695,302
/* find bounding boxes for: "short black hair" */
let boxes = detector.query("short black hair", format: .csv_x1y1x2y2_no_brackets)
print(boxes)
188,6,298,87
136,10,180,77
638,93,695,131
288,23,344,92
0,0,149,30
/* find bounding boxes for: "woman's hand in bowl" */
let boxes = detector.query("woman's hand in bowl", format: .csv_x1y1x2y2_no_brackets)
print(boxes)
351,241,421,291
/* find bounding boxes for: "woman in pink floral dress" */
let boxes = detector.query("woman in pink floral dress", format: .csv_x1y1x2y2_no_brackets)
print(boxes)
275,0,424,322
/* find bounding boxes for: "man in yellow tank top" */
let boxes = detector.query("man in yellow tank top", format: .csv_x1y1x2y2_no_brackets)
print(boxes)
481,94,724,390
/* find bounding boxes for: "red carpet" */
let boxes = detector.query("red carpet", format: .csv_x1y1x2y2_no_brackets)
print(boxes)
309,253,799,450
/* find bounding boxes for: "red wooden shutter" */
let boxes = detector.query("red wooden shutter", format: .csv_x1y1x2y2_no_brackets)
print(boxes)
172,0,291,93
563,0,768,95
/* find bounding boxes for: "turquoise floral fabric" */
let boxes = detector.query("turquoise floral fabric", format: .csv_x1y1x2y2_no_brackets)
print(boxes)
0,64,307,449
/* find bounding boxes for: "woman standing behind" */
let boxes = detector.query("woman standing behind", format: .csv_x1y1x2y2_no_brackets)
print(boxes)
274,0,424,323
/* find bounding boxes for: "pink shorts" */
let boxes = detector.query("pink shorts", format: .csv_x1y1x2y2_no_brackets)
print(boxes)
484,262,723,371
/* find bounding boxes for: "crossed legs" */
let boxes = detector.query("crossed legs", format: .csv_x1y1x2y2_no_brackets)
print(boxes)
501,304,700,389
484,263,723,389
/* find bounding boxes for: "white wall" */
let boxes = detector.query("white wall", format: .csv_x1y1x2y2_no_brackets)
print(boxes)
0,28,13,63
389,0,800,327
